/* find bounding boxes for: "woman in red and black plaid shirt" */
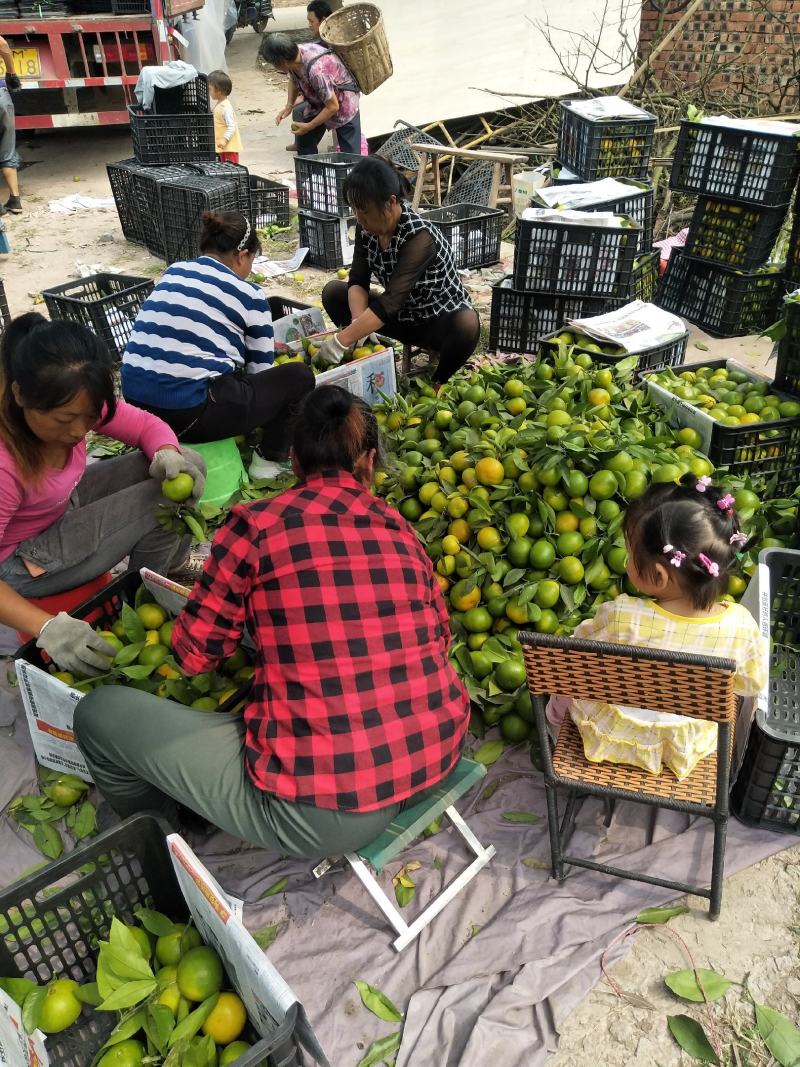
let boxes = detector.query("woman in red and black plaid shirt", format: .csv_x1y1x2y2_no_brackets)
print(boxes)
75,386,470,856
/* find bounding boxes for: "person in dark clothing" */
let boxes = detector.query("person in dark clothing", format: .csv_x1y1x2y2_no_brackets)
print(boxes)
319,157,480,383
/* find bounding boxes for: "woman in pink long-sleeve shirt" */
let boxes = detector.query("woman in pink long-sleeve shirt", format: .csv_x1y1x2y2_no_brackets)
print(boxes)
0,314,205,677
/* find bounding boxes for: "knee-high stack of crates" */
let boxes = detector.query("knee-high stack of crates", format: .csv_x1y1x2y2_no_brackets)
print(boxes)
489,96,659,355
295,152,361,269
656,116,800,337
107,75,289,265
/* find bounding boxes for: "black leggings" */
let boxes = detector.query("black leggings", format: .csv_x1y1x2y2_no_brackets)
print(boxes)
321,280,480,383
137,363,314,459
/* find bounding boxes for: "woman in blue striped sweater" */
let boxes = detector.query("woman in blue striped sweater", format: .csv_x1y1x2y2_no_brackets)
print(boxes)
121,211,314,479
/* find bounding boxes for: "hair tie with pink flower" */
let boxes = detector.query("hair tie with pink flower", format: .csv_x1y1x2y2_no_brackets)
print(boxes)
729,531,748,547
695,476,712,492
697,553,720,578
716,494,735,513
663,544,686,567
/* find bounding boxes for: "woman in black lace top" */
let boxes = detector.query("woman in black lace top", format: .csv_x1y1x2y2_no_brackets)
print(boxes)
319,157,480,383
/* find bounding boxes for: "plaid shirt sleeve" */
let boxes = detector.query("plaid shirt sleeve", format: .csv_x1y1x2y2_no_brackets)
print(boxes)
171,506,256,674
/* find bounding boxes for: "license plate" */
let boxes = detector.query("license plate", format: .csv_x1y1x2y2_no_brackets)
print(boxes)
12,48,41,79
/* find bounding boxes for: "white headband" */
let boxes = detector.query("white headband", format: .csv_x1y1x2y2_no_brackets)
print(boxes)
237,218,252,252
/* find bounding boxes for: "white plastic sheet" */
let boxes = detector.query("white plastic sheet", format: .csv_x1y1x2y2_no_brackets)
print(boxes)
178,0,227,74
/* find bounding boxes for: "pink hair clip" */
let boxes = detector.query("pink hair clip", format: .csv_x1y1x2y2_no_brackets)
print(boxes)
697,553,720,578
695,476,712,492
730,531,748,547
663,544,686,567
717,494,735,512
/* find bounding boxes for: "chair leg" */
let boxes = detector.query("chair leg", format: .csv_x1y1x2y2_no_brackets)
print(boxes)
604,796,616,828
345,853,411,940
544,780,566,881
401,342,412,376
709,814,728,919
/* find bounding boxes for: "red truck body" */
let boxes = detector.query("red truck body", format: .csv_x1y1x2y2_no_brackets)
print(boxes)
2,0,177,130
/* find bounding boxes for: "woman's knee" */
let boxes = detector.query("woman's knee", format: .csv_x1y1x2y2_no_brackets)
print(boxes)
73,689,110,749
321,279,349,323
454,306,481,347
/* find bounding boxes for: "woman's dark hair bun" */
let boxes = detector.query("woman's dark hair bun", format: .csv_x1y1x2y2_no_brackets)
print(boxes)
292,384,384,475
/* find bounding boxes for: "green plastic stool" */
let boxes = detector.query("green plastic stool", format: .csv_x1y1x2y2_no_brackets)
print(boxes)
190,438,246,507
313,755,496,951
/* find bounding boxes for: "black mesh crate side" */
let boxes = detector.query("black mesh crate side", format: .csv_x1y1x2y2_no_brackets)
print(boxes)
669,119,800,206
160,176,239,264
539,327,687,379
298,209,351,270
630,247,660,303
512,217,639,298
421,202,504,270
249,175,291,229
573,179,654,256
683,198,789,270
188,160,251,213
488,282,612,354
42,274,153,361
294,152,361,216
0,278,9,334
558,101,656,182
656,250,785,338
130,164,191,258
776,300,800,396
106,160,145,245
150,74,209,115
129,108,215,166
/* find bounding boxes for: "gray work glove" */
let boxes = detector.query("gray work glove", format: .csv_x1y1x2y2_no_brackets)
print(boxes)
315,332,349,367
357,332,381,347
37,613,117,677
149,446,206,500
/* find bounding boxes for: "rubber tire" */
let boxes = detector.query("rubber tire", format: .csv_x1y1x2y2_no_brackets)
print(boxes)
253,15,268,32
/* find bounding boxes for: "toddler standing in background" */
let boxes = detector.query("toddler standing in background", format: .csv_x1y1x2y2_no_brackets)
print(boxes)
209,69,242,164
547,475,767,780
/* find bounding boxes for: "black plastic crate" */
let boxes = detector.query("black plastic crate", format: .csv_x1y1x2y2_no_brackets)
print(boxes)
776,296,800,396
189,159,250,213
629,247,660,303
268,295,313,319
111,0,149,12
421,202,504,269
513,215,640,297
683,197,789,270
732,549,800,833
294,151,361,216
249,174,290,229
489,278,612,354
787,210,800,292
572,178,654,255
151,73,209,116
656,250,785,338
669,119,800,206
160,175,239,264
0,815,302,1067
642,358,800,496
106,159,145,244
298,208,354,269
558,99,656,181
107,159,190,255
129,109,214,166
0,277,10,334
42,273,153,361
540,325,688,378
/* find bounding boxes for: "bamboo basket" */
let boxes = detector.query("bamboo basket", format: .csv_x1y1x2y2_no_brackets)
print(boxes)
320,2,392,95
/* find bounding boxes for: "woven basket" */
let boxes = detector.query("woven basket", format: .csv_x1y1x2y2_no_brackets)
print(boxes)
320,2,392,95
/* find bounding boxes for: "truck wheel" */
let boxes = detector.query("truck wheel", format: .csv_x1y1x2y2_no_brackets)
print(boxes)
253,15,269,32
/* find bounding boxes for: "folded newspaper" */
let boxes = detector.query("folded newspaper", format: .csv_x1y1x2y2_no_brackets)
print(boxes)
519,207,633,229
567,300,687,353
533,177,646,211
700,115,800,137
566,95,652,121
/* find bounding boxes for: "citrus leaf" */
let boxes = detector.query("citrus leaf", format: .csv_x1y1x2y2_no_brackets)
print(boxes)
667,1015,719,1063
665,968,732,1003
357,1031,402,1067
97,978,157,1011
252,921,287,951
21,987,46,1034
522,858,549,869
474,740,504,766
0,978,38,1007
144,1002,176,1054
121,602,146,644
134,908,179,938
394,882,415,908
636,905,689,925
97,941,154,980
110,917,148,959
502,811,539,824
120,664,156,680
755,1002,800,1066
32,822,63,859
97,1009,147,1054
73,801,97,841
694,341,710,351
76,982,102,1006
354,980,403,1022
113,642,144,668
167,993,219,1048
260,877,288,899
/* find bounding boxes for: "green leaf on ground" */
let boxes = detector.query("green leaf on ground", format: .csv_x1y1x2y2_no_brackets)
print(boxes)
502,811,539,824
473,740,504,766
354,980,403,1022
251,921,287,951
665,968,732,1003
260,877,288,899
755,1002,800,1066
635,904,689,925
32,823,63,859
357,1032,402,1067
667,1015,719,1063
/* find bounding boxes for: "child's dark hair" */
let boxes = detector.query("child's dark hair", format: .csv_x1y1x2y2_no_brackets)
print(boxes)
292,385,385,475
0,313,115,483
307,0,331,20
343,157,413,213
208,69,232,96
199,210,261,257
623,474,750,610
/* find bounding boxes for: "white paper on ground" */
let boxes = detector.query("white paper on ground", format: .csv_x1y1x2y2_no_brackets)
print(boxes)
568,300,687,351
48,196,116,214
252,248,309,279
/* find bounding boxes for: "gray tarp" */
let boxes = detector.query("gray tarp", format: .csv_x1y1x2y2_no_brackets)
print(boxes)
0,669,788,1065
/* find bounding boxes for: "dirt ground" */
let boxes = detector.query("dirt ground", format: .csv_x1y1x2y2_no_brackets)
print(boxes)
1,8,796,1062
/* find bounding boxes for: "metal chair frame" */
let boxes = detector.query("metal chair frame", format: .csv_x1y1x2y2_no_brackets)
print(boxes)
519,631,738,918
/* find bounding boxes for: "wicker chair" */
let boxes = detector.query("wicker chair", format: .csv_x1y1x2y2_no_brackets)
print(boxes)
519,631,738,918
